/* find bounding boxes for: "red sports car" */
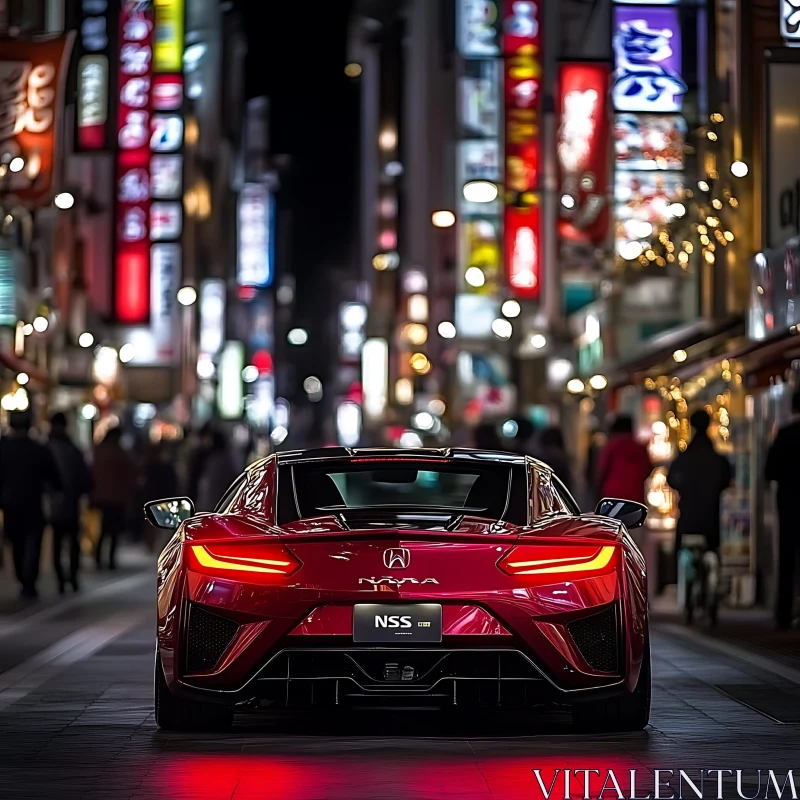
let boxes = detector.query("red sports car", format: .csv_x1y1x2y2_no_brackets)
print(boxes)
147,448,650,732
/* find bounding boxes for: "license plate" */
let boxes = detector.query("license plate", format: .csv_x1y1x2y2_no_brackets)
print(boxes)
353,604,443,643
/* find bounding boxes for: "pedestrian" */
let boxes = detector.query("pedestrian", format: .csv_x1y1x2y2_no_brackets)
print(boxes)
186,422,213,500
92,425,136,570
765,391,800,629
532,426,574,494
667,410,732,610
139,443,179,552
48,412,92,593
596,414,652,504
196,429,240,512
0,410,62,598
473,422,501,451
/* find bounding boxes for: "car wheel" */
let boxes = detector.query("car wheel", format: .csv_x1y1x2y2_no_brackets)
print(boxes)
572,629,651,733
154,652,234,732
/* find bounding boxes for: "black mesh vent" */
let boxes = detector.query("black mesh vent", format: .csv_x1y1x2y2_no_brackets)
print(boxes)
185,604,239,673
567,605,619,673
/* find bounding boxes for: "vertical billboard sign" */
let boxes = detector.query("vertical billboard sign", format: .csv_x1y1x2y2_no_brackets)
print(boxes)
114,1,154,324
153,0,184,72
612,6,686,113
557,63,611,246
0,36,74,206
149,243,180,363
237,184,274,288
76,0,113,151
503,0,542,298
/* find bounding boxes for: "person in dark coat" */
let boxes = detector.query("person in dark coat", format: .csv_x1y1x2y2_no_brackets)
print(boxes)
196,430,240,513
92,426,136,569
596,415,652,504
139,444,179,552
48,412,92,592
0,410,62,597
765,391,800,629
187,422,213,500
532,426,574,495
667,409,732,559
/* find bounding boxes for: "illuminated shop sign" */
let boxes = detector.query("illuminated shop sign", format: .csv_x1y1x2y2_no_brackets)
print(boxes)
557,63,611,246
457,0,501,57
237,184,274,288
505,203,540,299
150,154,182,198
199,279,225,356
153,0,184,72
503,0,541,203
615,113,686,170
152,74,183,110
782,0,800,40
457,140,501,215
150,243,180,363
115,0,154,324
612,6,686,113
460,217,502,294
459,59,500,138
151,114,183,151
150,201,182,241
0,36,74,205
76,0,113,151
0,247,17,326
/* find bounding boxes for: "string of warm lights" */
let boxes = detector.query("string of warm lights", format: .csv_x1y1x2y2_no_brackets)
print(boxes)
618,112,741,276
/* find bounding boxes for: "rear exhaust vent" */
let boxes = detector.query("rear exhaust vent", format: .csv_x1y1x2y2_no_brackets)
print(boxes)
185,603,239,673
567,605,619,673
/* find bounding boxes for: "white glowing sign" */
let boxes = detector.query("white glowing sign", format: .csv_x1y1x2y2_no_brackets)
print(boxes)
217,341,245,420
362,338,389,419
150,154,182,198
558,88,598,174
237,183,274,287
782,0,800,41
199,279,225,356
150,201,182,241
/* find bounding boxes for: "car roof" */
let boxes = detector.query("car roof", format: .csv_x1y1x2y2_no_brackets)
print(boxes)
272,447,535,467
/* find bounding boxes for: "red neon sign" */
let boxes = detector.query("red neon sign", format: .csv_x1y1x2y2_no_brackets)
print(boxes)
505,204,540,299
503,2,541,203
557,63,611,246
114,1,154,323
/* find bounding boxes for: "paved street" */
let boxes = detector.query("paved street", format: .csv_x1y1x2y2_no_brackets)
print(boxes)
1,556,799,800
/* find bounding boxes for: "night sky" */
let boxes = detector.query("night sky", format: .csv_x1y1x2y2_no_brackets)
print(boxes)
237,0,358,327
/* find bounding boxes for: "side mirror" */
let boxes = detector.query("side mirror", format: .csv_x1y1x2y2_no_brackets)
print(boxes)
595,498,648,530
144,497,195,530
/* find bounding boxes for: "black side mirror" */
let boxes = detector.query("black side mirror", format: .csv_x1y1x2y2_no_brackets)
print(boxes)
595,498,648,530
144,497,195,530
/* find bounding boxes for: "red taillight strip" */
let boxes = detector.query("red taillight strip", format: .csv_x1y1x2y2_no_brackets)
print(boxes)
507,546,615,575
506,551,603,569
191,545,290,574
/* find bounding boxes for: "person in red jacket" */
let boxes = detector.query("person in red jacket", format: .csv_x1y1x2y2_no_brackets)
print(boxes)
596,415,653,504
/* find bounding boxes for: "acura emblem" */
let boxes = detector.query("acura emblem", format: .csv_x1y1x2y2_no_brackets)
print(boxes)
383,548,410,570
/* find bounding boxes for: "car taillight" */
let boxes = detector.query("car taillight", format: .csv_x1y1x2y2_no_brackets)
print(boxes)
498,544,616,579
188,543,301,579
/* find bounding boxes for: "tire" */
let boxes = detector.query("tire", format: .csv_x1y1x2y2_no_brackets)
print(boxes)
572,630,651,733
154,652,234,731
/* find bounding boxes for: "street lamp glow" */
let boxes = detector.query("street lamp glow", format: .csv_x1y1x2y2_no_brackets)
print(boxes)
560,194,576,210
501,300,521,318
33,315,49,333
54,192,75,210
530,333,547,349
463,180,498,204
438,321,457,339
22,323,33,336
287,328,309,346
177,286,197,306
431,210,456,228
589,374,608,391
344,62,362,77
673,349,688,363
491,318,513,340
731,160,749,178
668,202,686,218
242,365,259,383
119,342,136,363
80,403,98,421
465,266,485,287
9,157,24,173
79,332,94,348
619,240,644,261
567,378,585,394
16,372,29,386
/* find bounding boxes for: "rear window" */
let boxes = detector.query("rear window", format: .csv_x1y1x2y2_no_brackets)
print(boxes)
277,459,528,525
